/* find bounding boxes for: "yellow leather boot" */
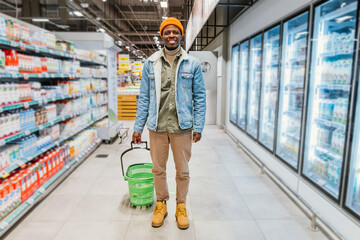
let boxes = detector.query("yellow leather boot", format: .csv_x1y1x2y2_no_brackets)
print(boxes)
152,201,167,227
175,203,189,229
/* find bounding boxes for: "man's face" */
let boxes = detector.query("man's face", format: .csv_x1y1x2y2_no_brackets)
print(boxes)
161,24,181,49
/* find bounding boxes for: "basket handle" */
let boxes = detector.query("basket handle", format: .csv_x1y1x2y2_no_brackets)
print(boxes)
120,141,150,177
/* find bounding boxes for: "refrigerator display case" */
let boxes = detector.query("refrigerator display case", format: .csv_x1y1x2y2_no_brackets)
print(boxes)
303,0,358,199
230,45,240,124
276,12,309,169
237,41,250,130
246,34,262,139
259,25,281,151
346,72,360,217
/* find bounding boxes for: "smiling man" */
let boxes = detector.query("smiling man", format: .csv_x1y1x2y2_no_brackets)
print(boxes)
132,17,206,229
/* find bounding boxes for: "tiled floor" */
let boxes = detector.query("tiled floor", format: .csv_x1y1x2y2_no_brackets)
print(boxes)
3,123,329,240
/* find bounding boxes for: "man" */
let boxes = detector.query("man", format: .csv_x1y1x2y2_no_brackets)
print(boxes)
132,17,206,230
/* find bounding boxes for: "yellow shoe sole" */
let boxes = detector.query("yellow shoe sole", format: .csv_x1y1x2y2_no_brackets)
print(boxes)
175,216,189,230
152,212,168,228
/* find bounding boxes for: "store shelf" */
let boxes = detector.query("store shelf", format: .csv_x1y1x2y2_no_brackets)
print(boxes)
320,51,353,59
0,88,107,113
0,72,107,80
307,172,339,197
314,145,343,162
0,100,107,147
0,39,106,66
0,137,103,236
0,114,107,179
314,118,346,131
282,131,300,141
316,84,350,91
284,110,302,119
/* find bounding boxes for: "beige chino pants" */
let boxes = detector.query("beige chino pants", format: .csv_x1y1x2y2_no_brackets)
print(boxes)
149,130,192,203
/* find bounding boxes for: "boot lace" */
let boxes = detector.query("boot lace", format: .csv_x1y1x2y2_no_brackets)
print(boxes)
153,202,164,215
176,206,189,217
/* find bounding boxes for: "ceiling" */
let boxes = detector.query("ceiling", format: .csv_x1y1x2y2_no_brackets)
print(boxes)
0,0,256,59
0,0,189,59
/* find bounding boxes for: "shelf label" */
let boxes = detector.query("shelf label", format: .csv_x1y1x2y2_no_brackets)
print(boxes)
0,139,5,146
0,107,3,113
25,130,30,135
11,72,17,78
24,102,30,109
35,46,40,53
23,73,29,80
49,49,53,54
10,41,17,47
55,141,60,146
39,125,44,130
38,187,45,193
65,165,70,169
27,198,35,205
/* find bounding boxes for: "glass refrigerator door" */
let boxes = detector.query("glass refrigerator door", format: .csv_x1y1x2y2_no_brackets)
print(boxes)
276,12,309,169
246,34,262,139
259,25,281,151
346,75,360,216
237,41,249,130
230,45,240,124
303,0,357,199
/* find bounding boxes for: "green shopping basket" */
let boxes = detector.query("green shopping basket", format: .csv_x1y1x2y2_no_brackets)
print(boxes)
120,141,154,207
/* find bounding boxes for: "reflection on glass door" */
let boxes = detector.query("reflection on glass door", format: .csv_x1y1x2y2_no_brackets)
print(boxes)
276,12,309,169
303,0,357,199
259,25,281,151
237,41,249,130
230,45,240,124
247,34,262,139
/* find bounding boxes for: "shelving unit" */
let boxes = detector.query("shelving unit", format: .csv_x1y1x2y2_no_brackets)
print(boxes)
0,13,113,236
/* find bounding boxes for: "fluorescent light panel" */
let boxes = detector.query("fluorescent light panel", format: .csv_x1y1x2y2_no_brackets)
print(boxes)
32,18,50,22
73,11,84,17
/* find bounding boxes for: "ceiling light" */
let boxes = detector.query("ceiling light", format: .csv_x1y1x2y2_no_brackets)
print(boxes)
153,36,158,40
125,46,130,50
80,3,89,8
32,18,50,22
98,28,105,33
73,11,84,17
157,31,160,34
160,1,168,8
154,0,158,2
96,17,101,20
162,16,168,20
102,0,107,2
118,33,121,36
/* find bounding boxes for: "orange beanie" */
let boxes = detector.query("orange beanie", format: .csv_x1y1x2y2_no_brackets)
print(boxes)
160,17,183,37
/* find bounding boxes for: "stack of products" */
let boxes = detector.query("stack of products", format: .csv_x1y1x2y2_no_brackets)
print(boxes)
0,145,20,172
0,112,20,138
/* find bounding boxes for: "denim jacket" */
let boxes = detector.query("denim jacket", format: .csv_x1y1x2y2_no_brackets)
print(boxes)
134,48,206,133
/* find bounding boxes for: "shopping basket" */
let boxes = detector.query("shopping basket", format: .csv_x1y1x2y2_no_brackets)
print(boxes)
120,141,154,207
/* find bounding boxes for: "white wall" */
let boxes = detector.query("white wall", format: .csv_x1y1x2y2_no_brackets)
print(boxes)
224,0,360,239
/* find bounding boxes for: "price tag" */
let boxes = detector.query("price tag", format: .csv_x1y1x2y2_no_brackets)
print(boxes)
1,171,9,178
10,41,17,47
0,221,8,230
38,187,45,193
43,98,48,104
43,72,49,78
27,198,35,205
11,72,17,78
49,49,53,54
55,141,60,146
25,130,30,135
39,125,44,130
0,107,3,113
23,73,29,80
65,165,70,169
20,42,25,50
0,139,5,146
24,102,30,109
35,46,40,53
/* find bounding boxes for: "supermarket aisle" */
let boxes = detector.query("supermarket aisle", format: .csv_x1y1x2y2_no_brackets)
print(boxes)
3,123,328,240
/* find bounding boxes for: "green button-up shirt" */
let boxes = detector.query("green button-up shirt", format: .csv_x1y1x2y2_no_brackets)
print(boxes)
156,49,192,133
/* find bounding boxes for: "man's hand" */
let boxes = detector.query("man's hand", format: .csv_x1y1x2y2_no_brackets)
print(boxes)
132,132,142,144
193,132,202,143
